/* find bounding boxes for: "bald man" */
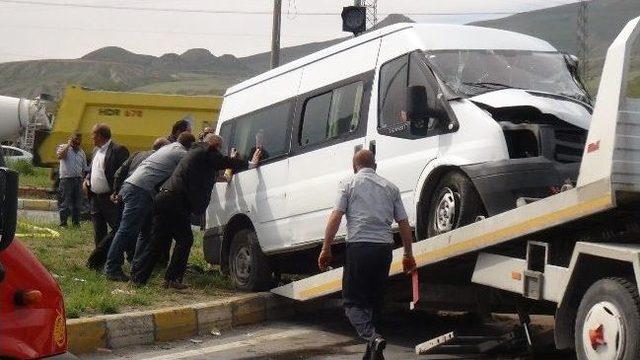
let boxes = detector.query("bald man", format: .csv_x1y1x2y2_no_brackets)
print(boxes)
318,150,416,360
131,134,261,288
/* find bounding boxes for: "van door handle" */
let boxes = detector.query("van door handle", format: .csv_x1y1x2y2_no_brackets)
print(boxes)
369,140,376,154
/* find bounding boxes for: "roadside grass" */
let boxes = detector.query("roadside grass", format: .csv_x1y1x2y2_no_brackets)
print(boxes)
6,161,51,189
17,217,234,318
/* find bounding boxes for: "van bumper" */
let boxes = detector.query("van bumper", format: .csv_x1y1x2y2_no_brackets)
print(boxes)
203,226,224,265
461,157,579,216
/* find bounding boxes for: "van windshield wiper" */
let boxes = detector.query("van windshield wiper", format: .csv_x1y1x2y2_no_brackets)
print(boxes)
462,82,519,90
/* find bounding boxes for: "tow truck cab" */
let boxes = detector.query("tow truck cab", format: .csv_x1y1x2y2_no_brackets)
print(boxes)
0,168,73,359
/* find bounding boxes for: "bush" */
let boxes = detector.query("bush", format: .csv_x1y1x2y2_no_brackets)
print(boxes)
7,159,35,175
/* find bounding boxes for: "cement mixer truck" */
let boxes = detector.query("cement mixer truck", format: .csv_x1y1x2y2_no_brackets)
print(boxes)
0,94,54,155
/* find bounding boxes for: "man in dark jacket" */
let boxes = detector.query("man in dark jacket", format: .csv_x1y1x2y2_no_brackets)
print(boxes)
131,134,261,288
84,124,129,249
86,137,169,270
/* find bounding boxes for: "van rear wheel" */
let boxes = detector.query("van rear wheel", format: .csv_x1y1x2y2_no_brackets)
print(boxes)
427,171,485,238
229,229,272,291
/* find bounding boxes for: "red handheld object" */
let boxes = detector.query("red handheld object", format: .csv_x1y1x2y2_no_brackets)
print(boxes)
410,270,419,310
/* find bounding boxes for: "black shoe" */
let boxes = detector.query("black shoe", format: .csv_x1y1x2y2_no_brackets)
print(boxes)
370,337,386,360
106,273,130,282
362,342,372,360
163,280,189,290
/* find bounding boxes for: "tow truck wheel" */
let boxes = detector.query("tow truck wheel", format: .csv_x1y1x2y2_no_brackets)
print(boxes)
427,171,484,237
575,278,640,360
229,229,272,292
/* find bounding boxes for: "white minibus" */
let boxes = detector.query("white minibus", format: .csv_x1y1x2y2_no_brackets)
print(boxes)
204,23,591,290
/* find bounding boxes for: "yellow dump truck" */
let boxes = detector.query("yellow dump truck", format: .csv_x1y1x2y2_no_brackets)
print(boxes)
35,85,223,166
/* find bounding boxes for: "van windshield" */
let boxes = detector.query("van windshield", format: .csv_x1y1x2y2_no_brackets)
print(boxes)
424,50,590,104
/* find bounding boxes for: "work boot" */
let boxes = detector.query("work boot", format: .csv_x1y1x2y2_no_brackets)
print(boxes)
362,342,372,360
370,337,386,360
106,272,130,282
163,280,189,290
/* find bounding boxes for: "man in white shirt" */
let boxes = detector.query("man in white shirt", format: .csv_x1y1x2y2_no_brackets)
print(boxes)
84,124,129,250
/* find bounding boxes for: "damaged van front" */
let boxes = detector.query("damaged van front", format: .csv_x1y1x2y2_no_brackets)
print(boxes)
426,48,592,217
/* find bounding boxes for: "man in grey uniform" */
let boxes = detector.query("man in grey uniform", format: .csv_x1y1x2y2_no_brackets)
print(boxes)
104,132,195,281
318,149,416,360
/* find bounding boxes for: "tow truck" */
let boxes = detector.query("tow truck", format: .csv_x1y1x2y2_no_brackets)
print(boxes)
273,16,640,360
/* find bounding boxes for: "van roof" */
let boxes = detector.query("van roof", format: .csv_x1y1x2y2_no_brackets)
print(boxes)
225,23,557,96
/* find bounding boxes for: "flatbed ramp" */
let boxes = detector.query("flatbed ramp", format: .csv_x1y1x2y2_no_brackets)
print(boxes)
272,16,640,302
271,179,614,301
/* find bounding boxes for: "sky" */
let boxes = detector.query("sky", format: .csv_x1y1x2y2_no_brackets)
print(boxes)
0,0,581,63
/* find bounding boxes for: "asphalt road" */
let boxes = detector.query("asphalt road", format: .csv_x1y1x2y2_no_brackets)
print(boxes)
81,306,575,360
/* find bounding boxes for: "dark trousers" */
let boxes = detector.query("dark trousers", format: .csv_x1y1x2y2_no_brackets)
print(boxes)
342,242,392,342
105,183,153,276
132,190,193,284
59,177,83,225
86,209,135,271
90,193,121,248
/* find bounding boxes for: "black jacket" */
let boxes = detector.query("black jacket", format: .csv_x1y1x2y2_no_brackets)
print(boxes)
87,141,129,193
113,150,153,194
161,146,247,215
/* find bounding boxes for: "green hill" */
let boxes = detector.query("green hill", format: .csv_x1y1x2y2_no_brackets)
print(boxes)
472,0,640,88
0,47,254,98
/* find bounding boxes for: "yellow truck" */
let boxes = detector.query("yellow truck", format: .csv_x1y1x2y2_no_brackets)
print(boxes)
34,85,223,166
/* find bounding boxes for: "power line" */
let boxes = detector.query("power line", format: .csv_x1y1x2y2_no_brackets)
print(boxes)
0,0,518,16
0,23,322,38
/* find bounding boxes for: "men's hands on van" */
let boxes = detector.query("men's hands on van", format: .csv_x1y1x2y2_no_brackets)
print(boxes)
250,148,262,165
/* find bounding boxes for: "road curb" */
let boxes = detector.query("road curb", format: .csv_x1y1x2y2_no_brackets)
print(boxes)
18,198,57,211
66,292,340,354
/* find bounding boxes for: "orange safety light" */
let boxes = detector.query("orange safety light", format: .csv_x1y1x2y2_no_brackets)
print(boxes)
14,289,43,306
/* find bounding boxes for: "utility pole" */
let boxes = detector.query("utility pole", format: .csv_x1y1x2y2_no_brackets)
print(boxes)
577,0,589,78
270,0,282,69
353,0,378,29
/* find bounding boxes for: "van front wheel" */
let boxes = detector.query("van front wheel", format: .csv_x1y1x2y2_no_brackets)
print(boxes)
427,171,484,238
229,229,272,291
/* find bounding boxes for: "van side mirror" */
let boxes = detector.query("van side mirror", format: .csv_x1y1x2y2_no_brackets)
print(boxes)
406,86,431,136
0,169,18,252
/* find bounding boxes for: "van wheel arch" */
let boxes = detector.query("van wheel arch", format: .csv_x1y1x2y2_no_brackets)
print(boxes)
221,214,255,274
416,166,483,239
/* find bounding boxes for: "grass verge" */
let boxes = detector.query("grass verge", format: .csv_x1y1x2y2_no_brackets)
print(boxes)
6,161,52,189
17,217,234,318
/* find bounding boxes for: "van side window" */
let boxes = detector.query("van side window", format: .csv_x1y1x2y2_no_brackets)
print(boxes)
300,81,364,146
378,55,409,129
231,101,291,162
218,122,233,156
378,52,443,139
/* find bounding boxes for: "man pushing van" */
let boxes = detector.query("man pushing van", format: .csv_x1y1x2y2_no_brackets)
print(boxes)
318,149,416,360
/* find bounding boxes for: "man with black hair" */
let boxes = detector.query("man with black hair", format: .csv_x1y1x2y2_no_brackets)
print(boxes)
132,134,261,289
56,132,87,227
104,132,195,282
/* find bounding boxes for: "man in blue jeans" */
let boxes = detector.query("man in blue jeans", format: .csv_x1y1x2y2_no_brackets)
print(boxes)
104,132,195,281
